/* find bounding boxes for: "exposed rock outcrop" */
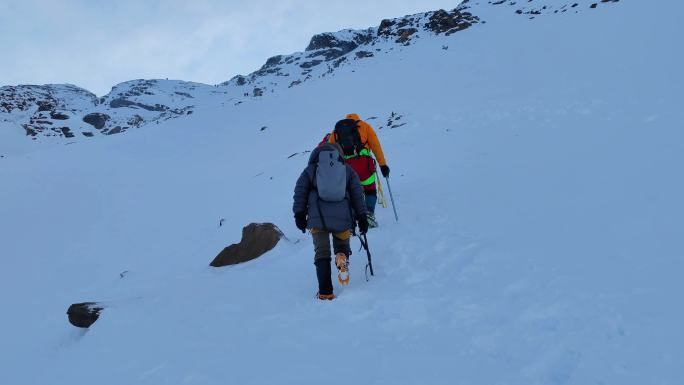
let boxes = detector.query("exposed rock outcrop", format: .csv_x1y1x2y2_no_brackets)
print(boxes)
210,223,283,267
1,84,97,139
223,2,481,94
83,113,110,129
2,80,209,140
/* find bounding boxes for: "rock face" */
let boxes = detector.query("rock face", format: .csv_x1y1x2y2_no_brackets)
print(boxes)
426,8,480,35
305,30,374,60
0,84,97,139
1,79,216,141
67,302,104,328
378,6,479,44
221,2,481,94
82,112,110,129
210,223,283,267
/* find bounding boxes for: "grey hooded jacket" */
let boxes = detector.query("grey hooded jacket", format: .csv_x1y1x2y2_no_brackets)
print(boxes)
293,144,367,232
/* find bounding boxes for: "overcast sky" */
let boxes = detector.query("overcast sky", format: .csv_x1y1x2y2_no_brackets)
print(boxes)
1,0,462,96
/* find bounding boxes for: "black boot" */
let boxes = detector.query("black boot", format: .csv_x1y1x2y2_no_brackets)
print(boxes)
315,259,334,298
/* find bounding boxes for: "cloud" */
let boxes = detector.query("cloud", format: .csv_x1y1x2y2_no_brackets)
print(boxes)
0,0,462,95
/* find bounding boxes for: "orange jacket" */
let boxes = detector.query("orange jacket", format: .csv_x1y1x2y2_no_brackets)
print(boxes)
328,113,388,166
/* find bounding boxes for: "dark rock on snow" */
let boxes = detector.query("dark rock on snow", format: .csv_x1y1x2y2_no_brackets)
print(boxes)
210,223,283,267
109,98,166,112
23,125,38,137
306,30,373,53
231,75,247,86
300,60,323,69
82,112,110,129
59,127,75,138
37,100,54,112
67,302,104,328
106,126,123,135
355,51,374,59
396,28,418,44
426,8,480,36
50,111,69,120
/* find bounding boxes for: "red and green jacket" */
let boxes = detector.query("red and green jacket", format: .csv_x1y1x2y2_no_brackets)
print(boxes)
344,148,377,193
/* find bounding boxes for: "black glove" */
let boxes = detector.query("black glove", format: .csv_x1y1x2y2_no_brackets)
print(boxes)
380,165,390,178
356,215,369,235
294,212,307,233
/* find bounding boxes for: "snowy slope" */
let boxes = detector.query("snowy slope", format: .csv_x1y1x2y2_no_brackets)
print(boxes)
1,1,683,384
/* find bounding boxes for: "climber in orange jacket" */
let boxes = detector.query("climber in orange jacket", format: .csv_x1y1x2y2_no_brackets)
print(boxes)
327,113,390,227
329,113,388,167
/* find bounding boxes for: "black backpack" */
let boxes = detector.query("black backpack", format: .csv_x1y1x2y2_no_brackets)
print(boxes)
334,119,364,157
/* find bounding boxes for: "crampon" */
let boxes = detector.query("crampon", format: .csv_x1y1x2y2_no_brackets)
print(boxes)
335,252,350,285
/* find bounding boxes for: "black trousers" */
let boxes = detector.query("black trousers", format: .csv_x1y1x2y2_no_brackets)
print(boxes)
312,231,351,294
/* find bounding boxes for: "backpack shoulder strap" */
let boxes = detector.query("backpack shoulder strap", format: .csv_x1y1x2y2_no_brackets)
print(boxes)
309,163,318,190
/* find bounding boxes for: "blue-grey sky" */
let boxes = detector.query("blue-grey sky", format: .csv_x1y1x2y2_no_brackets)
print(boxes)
1,0,462,96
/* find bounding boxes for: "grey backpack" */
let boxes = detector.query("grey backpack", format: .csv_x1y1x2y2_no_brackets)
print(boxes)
315,147,347,202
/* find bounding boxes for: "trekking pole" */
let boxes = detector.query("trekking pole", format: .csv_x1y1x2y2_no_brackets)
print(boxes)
357,233,374,280
385,177,399,222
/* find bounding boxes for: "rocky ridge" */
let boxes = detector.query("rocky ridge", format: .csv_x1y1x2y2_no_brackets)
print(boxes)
0,0,620,143
221,2,481,94
1,80,224,140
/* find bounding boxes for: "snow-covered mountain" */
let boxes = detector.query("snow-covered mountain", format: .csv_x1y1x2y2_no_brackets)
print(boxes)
221,3,480,91
2,1,683,384
1,0,614,148
0,3,480,145
0,80,222,141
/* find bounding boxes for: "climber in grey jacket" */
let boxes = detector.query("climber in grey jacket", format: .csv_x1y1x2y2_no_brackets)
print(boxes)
293,143,369,300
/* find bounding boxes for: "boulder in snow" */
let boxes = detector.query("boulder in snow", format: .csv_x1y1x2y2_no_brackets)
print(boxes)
210,223,283,267
67,302,104,328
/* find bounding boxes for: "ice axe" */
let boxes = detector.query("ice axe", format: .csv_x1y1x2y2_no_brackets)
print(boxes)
357,233,374,281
